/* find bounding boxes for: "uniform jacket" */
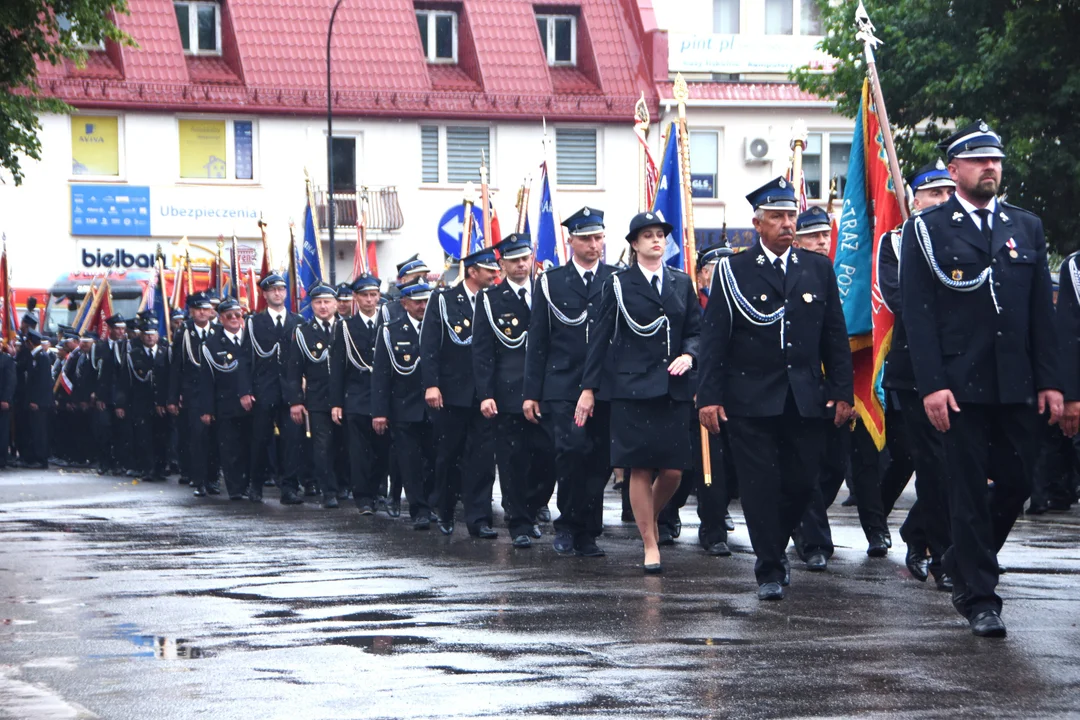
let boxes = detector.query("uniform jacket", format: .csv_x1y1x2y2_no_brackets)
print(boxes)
472,280,530,412
0,353,16,407
900,195,1059,404
878,227,916,392
168,321,213,406
115,343,169,417
70,348,97,404
24,348,56,410
197,327,254,418
94,338,128,406
284,319,336,412
247,310,302,406
1057,250,1080,401
380,299,406,326
697,242,853,418
330,312,380,416
371,314,427,423
523,261,615,403
420,284,478,408
582,265,701,402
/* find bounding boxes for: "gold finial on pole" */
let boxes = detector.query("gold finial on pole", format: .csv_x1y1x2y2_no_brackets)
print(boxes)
634,91,651,212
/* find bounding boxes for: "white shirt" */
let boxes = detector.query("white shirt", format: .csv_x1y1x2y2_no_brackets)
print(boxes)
572,257,600,282
226,330,242,345
506,279,531,308
637,263,663,294
760,241,792,273
463,284,477,309
267,308,287,326
193,323,210,339
358,309,378,330
955,193,998,231
407,314,421,334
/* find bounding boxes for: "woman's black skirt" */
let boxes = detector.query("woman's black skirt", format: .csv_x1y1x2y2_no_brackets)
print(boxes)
610,396,692,470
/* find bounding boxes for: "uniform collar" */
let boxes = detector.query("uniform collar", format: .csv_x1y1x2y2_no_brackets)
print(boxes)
759,241,791,270
954,193,998,228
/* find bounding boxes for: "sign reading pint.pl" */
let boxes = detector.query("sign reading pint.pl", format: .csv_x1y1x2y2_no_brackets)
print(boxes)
71,184,265,239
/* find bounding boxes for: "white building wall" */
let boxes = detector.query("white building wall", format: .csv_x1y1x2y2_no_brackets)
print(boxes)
0,111,641,289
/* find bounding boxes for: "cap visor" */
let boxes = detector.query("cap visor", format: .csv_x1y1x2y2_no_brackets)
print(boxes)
795,223,832,235
568,224,604,236
952,148,1005,159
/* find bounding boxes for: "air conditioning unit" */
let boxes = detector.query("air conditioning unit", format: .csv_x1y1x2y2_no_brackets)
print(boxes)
744,137,771,163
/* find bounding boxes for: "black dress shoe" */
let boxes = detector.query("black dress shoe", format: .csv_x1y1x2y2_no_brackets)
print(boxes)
867,532,889,558
905,546,930,582
671,520,682,539
724,512,735,532
536,506,551,523
658,530,675,547
387,503,401,518
758,582,783,601
438,522,454,536
280,492,304,505
192,486,207,497
512,535,532,549
781,556,791,587
806,552,828,572
474,526,498,539
229,494,246,501
705,541,731,557
574,540,605,557
206,485,222,496
413,516,430,530
932,572,954,592
177,476,190,486
970,610,1007,638
249,494,264,504
303,484,319,497
841,493,858,507
529,524,542,539
883,528,893,548
429,510,439,522
263,479,276,487
322,496,340,509
358,503,375,516
644,562,663,575
553,531,574,554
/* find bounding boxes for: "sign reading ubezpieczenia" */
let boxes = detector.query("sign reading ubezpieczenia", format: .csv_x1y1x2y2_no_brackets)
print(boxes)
71,184,264,239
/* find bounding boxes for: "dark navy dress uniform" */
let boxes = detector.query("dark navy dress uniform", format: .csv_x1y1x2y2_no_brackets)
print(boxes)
331,274,390,510
420,249,498,536
21,334,55,468
197,310,255,499
901,155,1060,624
285,290,341,506
582,260,701,469
524,256,615,549
0,349,15,468
115,331,170,481
371,278,435,524
698,178,853,591
878,167,955,583
247,273,305,503
472,235,555,542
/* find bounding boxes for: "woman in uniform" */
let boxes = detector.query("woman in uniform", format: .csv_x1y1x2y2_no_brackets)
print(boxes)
576,212,701,573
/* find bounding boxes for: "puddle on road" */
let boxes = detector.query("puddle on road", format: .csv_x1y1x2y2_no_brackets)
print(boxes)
323,634,431,654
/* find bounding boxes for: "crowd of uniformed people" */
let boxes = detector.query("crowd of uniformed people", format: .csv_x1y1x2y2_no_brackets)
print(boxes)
9,120,1080,639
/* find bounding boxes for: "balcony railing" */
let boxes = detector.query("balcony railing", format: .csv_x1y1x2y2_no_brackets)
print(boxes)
315,186,404,232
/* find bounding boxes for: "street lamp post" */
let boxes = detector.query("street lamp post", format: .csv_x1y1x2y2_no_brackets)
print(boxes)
325,0,346,284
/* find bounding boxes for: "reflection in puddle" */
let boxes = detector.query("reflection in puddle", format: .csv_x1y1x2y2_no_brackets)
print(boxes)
131,635,209,660
323,634,430,654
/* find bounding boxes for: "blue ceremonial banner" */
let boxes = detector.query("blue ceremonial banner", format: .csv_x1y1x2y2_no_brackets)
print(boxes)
652,122,685,270
833,95,872,337
298,201,323,320
536,162,560,268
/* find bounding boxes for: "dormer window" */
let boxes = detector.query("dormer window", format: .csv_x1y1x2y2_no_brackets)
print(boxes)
536,14,576,66
416,10,458,64
175,1,221,55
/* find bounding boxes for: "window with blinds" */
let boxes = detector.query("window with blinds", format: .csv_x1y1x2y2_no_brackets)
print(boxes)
421,126,439,183
446,126,490,184
555,128,597,186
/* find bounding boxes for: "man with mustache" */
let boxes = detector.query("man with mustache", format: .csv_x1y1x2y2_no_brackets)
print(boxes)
901,121,1063,638
698,177,853,601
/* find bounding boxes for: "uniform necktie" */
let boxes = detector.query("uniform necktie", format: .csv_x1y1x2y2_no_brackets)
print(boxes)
773,257,786,284
322,321,330,334
518,287,530,308
650,275,661,296
976,208,993,248
367,320,375,331
584,270,594,293
275,315,283,330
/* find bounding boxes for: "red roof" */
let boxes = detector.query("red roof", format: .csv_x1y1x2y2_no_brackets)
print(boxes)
37,0,661,122
657,81,830,105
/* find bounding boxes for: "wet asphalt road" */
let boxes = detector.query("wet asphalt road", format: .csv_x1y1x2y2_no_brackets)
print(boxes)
1,469,1079,719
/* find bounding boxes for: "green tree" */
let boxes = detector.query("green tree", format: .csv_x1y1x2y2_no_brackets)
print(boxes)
794,0,1080,253
1,0,131,185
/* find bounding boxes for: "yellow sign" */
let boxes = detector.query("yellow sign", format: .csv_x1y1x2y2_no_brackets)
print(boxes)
71,115,119,176
178,119,227,179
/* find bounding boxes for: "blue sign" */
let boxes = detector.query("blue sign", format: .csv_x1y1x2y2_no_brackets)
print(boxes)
71,184,151,237
690,173,716,199
437,204,486,258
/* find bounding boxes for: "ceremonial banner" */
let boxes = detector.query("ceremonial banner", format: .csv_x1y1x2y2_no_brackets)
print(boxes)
652,122,685,270
536,162,561,268
832,79,902,449
298,199,323,320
